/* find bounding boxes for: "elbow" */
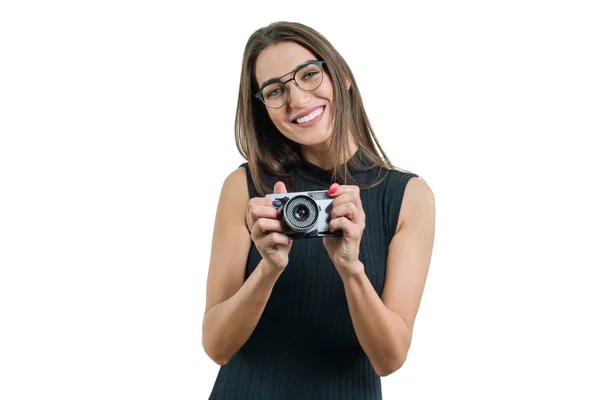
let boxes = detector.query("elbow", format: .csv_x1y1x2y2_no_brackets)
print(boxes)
211,356,231,367
203,343,231,366
375,327,412,376
202,333,231,366
374,352,407,377
206,349,230,366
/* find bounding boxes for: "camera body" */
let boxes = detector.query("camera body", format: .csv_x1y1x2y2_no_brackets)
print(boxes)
266,190,342,239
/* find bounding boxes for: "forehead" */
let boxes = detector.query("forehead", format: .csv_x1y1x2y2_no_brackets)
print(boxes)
255,42,317,86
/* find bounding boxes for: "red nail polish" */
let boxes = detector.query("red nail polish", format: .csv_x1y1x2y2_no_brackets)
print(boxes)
327,187,337,195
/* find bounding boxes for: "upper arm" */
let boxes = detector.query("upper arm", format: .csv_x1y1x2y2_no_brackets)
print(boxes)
204,167,252,316
381,177,436,339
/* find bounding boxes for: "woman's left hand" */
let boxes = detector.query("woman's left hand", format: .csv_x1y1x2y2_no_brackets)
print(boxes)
323,183,366,278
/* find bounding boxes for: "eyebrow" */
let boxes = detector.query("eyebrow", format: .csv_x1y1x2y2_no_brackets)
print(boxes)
259,59,319,90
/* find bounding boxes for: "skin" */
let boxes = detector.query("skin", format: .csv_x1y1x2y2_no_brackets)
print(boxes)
202,41,436,377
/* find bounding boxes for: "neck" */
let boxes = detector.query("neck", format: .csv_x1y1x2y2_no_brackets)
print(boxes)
301,137,359,170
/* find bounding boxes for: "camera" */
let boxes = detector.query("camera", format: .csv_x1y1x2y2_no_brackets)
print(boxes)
266,190,342,239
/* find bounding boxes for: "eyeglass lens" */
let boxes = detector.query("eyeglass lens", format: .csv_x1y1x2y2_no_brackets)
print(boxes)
260,63,324,108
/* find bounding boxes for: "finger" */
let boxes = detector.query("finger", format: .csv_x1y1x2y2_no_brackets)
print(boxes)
255,232,290,250
329,216,363,239
249,197,283,208
330,184,360,195
329,202,361,222
251,224,284,242
253,218,285,235
249,204,280,223
264,232,290,247
331,192,363,217
274,181,287,194
327,182,340,196
328,184,360,200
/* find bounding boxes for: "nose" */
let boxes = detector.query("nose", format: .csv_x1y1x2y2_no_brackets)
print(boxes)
286,82,311,109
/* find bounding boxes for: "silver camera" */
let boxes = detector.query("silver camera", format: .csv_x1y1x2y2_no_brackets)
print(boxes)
266,190,342,239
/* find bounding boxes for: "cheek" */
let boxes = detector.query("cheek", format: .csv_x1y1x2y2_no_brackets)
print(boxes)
267,110,289,129
320,76,334,100
268,111,289,132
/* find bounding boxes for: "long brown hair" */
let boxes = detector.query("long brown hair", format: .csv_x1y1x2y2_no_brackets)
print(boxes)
235,21,403,196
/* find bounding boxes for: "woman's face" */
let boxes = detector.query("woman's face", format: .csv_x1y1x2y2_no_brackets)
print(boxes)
254,41,334,147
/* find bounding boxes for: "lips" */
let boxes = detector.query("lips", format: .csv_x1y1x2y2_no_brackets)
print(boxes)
291,105,326,123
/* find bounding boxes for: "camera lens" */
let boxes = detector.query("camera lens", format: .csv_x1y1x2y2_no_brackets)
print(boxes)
293,204,309,221
282,195,319,232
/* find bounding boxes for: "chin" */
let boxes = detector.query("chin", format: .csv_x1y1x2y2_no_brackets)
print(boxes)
284,122,333,147
290,131,332,147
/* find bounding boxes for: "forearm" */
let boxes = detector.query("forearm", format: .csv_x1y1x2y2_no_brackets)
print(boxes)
341,263,411,376
202,260,282,365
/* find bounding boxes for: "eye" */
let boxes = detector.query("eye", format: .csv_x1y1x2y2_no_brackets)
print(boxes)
266,86,284,98
303,70,320,80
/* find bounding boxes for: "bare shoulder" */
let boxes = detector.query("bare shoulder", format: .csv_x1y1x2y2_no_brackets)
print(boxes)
221,166,248,195
218,166,249,210
397,176,435,232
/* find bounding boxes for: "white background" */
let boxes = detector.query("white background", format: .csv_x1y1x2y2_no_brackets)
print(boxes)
1,0,599,399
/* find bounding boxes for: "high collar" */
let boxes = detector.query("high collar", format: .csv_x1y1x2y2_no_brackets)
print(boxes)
293,148,371,188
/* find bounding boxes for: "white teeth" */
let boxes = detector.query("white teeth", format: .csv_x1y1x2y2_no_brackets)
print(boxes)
295,107,323,124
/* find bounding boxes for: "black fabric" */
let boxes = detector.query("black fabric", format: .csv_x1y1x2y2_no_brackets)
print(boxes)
209,149,419,399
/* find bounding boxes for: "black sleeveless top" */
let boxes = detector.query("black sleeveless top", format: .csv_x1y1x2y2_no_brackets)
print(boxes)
209,149,419,400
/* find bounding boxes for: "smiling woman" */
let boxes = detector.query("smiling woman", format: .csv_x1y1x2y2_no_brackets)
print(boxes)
202,21,436,400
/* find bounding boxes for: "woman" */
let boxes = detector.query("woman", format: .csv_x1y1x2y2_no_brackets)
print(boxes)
202,21,435,399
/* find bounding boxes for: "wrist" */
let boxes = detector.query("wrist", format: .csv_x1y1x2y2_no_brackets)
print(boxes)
337,261,365,282
258,259,284,282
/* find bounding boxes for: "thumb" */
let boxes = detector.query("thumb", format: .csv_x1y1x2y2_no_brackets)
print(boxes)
274,181,287,194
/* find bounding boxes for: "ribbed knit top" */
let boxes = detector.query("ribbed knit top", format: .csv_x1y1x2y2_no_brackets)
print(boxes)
209,149,419,400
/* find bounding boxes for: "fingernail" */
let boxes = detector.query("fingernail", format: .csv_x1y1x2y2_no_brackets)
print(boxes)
326,215,331,223
276,211,281,219
325,202,333,212
327,187,337,195
272,200,282,207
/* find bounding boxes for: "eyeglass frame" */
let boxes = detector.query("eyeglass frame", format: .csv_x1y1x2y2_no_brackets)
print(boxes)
254,60,326,109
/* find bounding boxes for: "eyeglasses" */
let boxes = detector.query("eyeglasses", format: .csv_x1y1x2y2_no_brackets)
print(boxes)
254,61,326,109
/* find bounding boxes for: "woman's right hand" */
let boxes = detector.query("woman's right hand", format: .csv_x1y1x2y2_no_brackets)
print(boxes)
248,182,293,273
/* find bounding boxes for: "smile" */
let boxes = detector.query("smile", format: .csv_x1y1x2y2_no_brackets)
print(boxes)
294,106,324,124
